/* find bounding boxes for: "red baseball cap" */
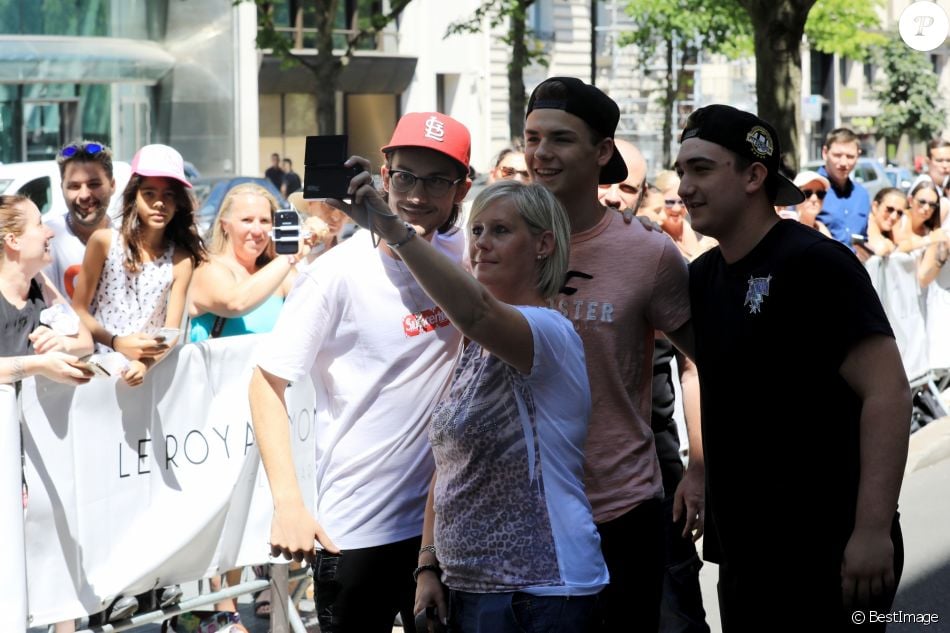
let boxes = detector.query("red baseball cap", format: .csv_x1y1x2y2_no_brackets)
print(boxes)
381,112,471,173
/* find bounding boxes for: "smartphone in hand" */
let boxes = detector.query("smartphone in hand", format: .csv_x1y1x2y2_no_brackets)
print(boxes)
70,355,111,378
154,328,180,344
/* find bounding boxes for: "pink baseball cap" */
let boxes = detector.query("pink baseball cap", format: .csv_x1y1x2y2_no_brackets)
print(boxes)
130,144,192,188
381,112,471,172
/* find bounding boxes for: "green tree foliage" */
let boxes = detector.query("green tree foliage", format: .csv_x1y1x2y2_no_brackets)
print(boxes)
621,0,884,171
873,33,947,151
805,0,886,60
620,0,752,167
237,0,413,134
445,0,542,144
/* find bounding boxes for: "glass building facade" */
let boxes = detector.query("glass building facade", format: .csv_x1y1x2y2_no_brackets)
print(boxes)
0,0,244,175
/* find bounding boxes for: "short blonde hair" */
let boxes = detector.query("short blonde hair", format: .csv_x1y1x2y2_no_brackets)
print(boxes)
209,184,280,266
0,195,31,259
468,181,570,299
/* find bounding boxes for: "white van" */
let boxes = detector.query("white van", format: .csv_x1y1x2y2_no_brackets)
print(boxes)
0,160,132,220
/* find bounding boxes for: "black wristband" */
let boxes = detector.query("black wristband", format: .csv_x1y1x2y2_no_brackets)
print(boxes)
412,563,440,583
388,222,417,250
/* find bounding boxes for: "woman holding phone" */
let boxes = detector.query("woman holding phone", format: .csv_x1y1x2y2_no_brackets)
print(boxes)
328,172,608,633
188,186,340,342
1,194,94,385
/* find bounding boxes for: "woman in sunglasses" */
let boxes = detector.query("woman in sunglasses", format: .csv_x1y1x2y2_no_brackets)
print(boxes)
488,148,529,184
862,187,907,259
894,180,950,286
791,171,832,238
657,172,714,259
895,180,943,253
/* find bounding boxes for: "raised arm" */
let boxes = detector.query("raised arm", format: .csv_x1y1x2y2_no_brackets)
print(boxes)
190,255,297,318
333,157,537,373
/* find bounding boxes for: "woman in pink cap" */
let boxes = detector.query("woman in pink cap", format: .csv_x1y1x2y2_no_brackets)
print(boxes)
73,144,206,386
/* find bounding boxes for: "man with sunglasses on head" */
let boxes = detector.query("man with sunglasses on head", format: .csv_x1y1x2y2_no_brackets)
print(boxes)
816,127,872,251
250,112,470,633
45,141,116,298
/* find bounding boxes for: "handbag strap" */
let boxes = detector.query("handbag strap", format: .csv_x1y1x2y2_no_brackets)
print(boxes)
210,315,227,338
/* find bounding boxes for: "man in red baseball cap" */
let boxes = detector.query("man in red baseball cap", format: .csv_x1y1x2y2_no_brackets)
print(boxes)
251,112,471,633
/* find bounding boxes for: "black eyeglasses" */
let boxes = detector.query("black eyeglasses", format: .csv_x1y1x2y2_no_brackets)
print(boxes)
498,166,529,180
60,142,104,159
882,205,904,217
915,198,940,210
800,188,827,200
389,170,462,197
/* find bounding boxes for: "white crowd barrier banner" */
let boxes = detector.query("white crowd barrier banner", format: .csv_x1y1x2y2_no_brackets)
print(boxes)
19,335,316,627
2,384,28,633
866,253,930,382
926,270,950,372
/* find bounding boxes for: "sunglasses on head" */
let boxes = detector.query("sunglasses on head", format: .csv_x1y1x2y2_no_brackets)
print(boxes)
498,166,529,179
800,188,827,200
915,198,940,210
59,142,104,159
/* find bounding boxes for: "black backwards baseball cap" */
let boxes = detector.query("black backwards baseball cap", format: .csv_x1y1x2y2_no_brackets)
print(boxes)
526,77,628,185
679,104,805,206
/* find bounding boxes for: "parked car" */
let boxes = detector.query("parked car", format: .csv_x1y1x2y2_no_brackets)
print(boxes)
885,166,915,191
192,177,288,237
0,160,131,219
803,158,889,200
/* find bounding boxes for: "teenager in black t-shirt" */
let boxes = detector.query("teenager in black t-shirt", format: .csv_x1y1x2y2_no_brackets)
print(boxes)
675,105,910,631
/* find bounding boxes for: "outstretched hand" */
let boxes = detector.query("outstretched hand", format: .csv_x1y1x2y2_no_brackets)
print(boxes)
324,156,403,242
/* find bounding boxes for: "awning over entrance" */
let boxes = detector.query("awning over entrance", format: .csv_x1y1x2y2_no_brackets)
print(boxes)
258,51,417,94
0,35,175,84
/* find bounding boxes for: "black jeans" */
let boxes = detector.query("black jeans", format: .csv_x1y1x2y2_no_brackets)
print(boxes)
312,535,421,633
659,495,710,633
594,498,665,632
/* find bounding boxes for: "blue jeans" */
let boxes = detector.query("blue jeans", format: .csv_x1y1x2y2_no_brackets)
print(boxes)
449,590,598,633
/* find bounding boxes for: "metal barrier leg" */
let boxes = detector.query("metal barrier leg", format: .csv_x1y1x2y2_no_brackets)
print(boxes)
270,564,291,633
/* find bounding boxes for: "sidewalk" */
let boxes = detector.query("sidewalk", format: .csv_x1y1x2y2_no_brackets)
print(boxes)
905,415,950,475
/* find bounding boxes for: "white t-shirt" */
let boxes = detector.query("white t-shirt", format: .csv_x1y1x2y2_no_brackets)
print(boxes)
44,213,106,299
256,229,465,549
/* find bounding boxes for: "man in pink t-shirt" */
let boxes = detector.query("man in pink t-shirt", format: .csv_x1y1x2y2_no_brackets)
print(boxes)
524,76,702,632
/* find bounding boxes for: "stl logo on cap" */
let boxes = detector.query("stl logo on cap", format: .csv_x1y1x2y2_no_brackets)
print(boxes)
424,116,446,142
745,126,774,159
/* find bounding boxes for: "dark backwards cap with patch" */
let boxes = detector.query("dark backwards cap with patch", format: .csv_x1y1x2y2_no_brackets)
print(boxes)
680,104,805,206
526,77,628,185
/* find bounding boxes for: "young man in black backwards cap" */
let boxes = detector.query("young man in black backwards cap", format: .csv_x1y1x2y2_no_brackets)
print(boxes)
676,104,910,631
525,76,704,632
